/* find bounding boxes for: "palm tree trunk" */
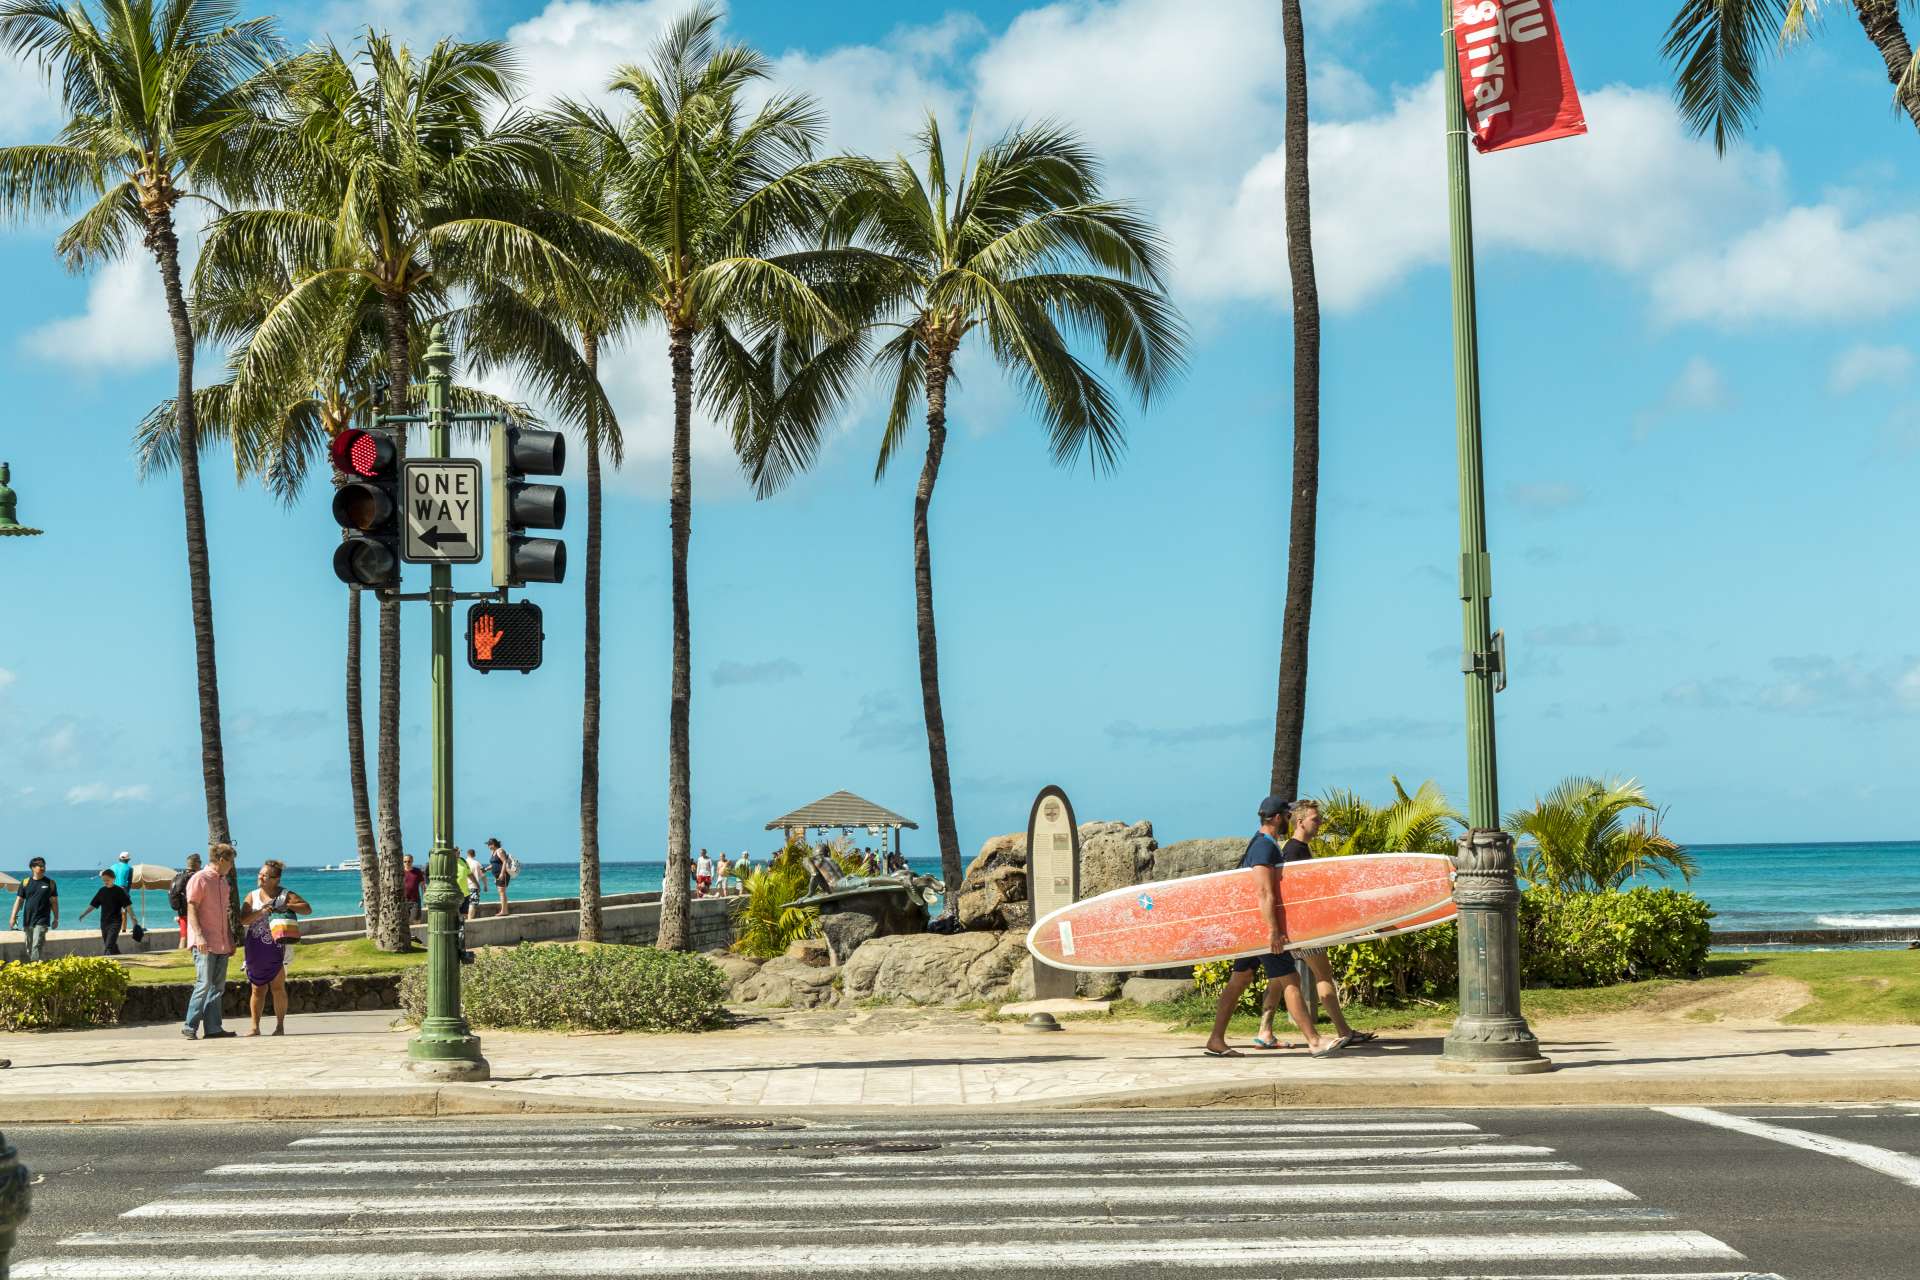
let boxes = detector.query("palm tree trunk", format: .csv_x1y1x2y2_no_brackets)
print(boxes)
916,347,964,902
579,330,604,944
145,207,230,851
1852,1,1920,132
347,582,380,939
1270,0,1322,802
658,323,694,951
372,290,413,952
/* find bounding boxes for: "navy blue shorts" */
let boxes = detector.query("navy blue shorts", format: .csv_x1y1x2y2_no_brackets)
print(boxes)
1231,953,1297,979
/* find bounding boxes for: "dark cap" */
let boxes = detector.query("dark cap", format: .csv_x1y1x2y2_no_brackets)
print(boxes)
1257,794,1291,821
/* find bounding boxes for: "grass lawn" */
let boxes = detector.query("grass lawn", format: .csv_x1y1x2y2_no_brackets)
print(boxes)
1123,948,1920,1034
116,937,429,986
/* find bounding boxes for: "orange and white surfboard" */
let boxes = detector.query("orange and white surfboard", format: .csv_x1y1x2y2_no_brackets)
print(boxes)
1024,854,1455,973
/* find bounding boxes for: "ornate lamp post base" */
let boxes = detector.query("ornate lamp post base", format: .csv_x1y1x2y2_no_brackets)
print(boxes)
1441,828,1551,1074
0,1128,30,1272
406,1044,491,1083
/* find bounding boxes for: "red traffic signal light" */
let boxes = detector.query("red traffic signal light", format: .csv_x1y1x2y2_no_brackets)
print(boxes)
467,601,543,674
329,427,396,479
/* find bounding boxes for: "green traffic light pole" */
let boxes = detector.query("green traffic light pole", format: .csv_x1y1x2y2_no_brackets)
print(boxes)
1437,0,1547,1074
0,463,40,1264
401,325,489,1082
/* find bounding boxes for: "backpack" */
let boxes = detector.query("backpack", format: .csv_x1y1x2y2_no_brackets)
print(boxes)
503,850,521,877
167,872,190,917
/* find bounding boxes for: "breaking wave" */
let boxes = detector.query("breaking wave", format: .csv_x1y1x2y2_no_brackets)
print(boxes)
1814,913,1920,929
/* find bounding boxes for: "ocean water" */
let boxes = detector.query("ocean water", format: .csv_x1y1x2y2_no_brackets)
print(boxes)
32,842,1920,934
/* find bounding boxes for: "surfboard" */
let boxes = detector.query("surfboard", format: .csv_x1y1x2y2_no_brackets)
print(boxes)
1024,853,1455,973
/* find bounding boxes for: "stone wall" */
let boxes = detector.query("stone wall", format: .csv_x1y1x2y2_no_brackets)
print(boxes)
121,974,403,1024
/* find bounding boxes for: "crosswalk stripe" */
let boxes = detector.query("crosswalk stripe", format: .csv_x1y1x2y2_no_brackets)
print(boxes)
122,1176,1636,1219
70,1206,1677,1248
269,1134,1500,1158
8,1231,1745,1277
207,1142,1556,1177
1657,1105,1920,1190
287,1121,1486,1148
308,1112,1468,1137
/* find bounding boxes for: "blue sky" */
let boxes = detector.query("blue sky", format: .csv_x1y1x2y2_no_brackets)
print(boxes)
3,0,1918,871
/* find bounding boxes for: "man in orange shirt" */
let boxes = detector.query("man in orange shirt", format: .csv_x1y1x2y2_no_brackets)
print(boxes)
182,843,238,1041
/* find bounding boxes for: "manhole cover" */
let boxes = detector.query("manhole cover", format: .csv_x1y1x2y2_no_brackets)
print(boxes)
651,1117,793,1131
773,1140,941,1157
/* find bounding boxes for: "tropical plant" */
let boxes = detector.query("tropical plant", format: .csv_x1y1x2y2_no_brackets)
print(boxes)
400,943,730,1032
1664,0,1920,150
0,0,287,854
1504,776,1696,894
729,849,820,959
1269,0,1323,801
553,2,858,948
757,114,1186,901
202,31,605,948
1311,777,1463,857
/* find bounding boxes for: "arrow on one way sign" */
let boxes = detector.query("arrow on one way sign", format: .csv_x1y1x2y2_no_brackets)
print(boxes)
401,459,484,564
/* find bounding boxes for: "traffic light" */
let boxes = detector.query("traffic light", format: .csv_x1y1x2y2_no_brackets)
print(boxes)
490,424,565,587
467,601,544,673
330,427,401,588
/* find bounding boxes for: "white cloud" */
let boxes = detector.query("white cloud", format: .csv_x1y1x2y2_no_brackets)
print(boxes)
506,0,686,111
1205,80,1784,311
0,54,60,144
309,0,479,49
19,254,174,368
767,18,976,161
64,782,152,806
1508,481,1585,511
1653,207,1920,326
1830,343,1913,395
1633,356,1735,440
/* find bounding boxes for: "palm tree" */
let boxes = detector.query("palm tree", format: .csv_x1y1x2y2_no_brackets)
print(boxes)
774,115,1186,900
1269,0,1322,801
202,32,604,948
1312,777,1463,857
554,3,854,949
1505,776,1696,893
1664,0,1920,150
0,0,285,854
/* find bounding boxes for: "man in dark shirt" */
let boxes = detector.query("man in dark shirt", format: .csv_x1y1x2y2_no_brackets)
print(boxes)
9,858,58,962
402,854,424,922
1203,795,1345,1058
80,869,134,955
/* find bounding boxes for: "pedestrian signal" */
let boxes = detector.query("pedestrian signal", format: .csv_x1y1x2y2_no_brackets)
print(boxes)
466,601,543,673
329,427,401,588
490,425,566,587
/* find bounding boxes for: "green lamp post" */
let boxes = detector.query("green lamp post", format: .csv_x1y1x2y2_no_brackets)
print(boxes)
0,463,45,537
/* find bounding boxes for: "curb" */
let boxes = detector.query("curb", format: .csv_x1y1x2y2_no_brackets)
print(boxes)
22,1073,1920,1124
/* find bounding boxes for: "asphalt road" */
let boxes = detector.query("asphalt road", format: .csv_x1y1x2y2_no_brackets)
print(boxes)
7,1104,1920,1278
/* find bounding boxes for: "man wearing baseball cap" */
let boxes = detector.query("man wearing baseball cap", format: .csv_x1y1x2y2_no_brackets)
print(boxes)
1201,794,1346,1058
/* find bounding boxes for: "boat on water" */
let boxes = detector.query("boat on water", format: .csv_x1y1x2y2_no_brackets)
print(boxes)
317,857,363,873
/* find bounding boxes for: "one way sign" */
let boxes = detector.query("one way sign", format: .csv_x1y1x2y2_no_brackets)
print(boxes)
401,459,484,564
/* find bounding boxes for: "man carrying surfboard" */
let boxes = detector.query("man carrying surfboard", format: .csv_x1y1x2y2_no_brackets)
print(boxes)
1202,795,1348,1059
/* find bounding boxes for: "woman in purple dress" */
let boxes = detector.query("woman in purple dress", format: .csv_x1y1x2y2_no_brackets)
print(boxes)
240,859,311,1036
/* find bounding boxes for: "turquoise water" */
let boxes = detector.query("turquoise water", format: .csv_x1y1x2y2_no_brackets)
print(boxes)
37,842,1920,933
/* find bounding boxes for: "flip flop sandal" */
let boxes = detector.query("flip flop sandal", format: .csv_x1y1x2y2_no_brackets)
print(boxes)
1203,1047,1245,1058
1250,1036,1284,1050
1309,1034,1352,1059
1344,1030,1378,1044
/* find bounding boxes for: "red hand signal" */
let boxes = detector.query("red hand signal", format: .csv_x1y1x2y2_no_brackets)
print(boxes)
472,614,503,661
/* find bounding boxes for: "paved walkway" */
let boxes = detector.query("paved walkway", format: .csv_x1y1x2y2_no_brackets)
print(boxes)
3,1006,1916,1118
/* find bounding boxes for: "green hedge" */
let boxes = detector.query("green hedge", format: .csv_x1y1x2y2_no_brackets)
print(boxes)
399,943,730,1032
0,956,130,1030
1194,887,1713,1009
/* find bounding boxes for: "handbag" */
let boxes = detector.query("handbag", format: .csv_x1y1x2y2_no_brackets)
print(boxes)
269,914,302,945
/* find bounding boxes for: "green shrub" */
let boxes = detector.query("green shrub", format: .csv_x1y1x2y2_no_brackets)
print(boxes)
0,956,130,1030
399,944,730,1032
1188,887,1712,1008
730,848,820,959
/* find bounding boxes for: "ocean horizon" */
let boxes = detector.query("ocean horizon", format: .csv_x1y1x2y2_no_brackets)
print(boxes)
30,840,1919,935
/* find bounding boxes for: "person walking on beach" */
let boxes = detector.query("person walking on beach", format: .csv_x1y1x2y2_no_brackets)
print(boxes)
9,858,57,962
402,854,424,923
1202,796,1345,1059
79,869,134,955
112,851,133,892
1266,800,1373,1051
241,859,311,1036
462,849,488,921
695,849,713,898
715,853,732,897
485,838,517,917
167,854,201,947
183,844,238,1040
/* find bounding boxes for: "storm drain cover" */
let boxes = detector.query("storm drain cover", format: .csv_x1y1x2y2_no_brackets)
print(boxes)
650,1117,796,1131
774,1140,941,1157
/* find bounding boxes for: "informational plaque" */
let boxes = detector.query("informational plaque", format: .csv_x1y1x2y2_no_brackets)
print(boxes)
1025,785,1080,1000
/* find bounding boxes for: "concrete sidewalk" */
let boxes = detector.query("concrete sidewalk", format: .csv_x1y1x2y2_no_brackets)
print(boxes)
2,1005,1917,1121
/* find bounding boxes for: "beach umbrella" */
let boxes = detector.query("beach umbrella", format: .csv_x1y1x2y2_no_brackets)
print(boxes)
129,863,176,928
0,871,18,891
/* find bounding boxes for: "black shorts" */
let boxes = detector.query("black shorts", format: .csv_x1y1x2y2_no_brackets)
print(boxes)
1231,953,1298,979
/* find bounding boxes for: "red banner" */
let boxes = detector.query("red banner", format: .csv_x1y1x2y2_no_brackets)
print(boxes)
1453,0,1587,153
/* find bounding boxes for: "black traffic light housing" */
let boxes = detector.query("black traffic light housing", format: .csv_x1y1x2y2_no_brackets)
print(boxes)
467,600,544,673
329,427,401,588
490,424,566,587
